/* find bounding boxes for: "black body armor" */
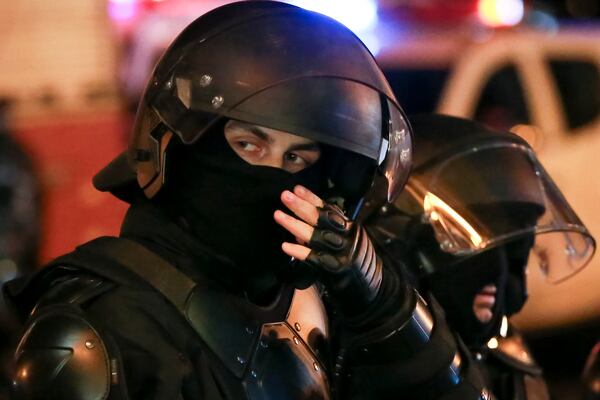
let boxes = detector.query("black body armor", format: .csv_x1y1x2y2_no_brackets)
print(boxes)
8,237,332,400
7,234,490,400
474,327,549,400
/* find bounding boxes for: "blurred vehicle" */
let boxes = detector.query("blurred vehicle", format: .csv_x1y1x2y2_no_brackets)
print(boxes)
439,28,600,334
378,23,600,332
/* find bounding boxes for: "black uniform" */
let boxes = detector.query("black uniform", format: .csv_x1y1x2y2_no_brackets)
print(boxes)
474,327,549,400
7,5,488,400
9,201,335,399
365,114,595,400
7,199,487,400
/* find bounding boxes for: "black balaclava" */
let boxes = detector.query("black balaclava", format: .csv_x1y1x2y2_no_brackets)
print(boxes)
503,235,534,315
425,244,510,347
418,199,540,347
156,121,323,300
414,224,533,347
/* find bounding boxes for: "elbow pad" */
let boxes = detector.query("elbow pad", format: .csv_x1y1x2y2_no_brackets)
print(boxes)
345,293,491,399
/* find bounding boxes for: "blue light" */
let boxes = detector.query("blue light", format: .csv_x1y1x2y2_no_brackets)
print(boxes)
289,0,379,34
359,31,381,55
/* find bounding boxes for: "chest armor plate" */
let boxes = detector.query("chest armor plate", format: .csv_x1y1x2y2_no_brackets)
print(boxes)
185,283,330,400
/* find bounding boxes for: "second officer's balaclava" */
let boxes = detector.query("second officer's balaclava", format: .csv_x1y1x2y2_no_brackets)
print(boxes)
503,235,535,315
414,210,536,347
426,246,509,347
407,220,507,347
157,121,322,297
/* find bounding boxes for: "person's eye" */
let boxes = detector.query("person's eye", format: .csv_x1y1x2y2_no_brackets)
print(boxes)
284,152,307,165
237,141,259,152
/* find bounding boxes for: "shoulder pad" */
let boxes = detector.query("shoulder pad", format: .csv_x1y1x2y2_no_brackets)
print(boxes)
34,272,113,311
488,329,542,375
5,266,114,322
12,307,112,400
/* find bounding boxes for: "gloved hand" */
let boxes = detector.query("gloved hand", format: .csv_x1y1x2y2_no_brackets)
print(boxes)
274,185,384,317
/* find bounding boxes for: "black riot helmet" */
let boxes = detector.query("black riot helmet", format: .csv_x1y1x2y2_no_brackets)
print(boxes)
367,114,595,345
93,1,412,216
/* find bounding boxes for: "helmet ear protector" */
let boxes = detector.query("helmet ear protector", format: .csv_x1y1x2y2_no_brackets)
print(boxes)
135,122,173,199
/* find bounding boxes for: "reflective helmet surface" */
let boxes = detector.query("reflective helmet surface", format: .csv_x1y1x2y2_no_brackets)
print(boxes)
94,1,412,212
392,114,595,283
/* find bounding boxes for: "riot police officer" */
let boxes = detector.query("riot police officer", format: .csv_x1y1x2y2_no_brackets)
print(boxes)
0,97,41,400
366,114,596,400
5,4,489,400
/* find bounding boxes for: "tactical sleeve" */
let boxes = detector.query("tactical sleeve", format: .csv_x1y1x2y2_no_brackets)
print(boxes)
340,288,491,400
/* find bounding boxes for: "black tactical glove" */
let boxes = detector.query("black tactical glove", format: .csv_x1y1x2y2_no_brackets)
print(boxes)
303,203,384,317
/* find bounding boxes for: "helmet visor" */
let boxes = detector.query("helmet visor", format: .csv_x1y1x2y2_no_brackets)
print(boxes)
406,142,595,282
382,98,412,202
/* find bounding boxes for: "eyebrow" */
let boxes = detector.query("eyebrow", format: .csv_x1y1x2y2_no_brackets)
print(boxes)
288,142,321,152
249,126,273,143
242,124,319,152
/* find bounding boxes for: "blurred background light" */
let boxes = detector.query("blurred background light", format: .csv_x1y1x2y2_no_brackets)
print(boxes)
108,0,138,21
287,0,379,53
477,0,525,27
358,31,381,55
526,9,560,33
288,0,378,34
